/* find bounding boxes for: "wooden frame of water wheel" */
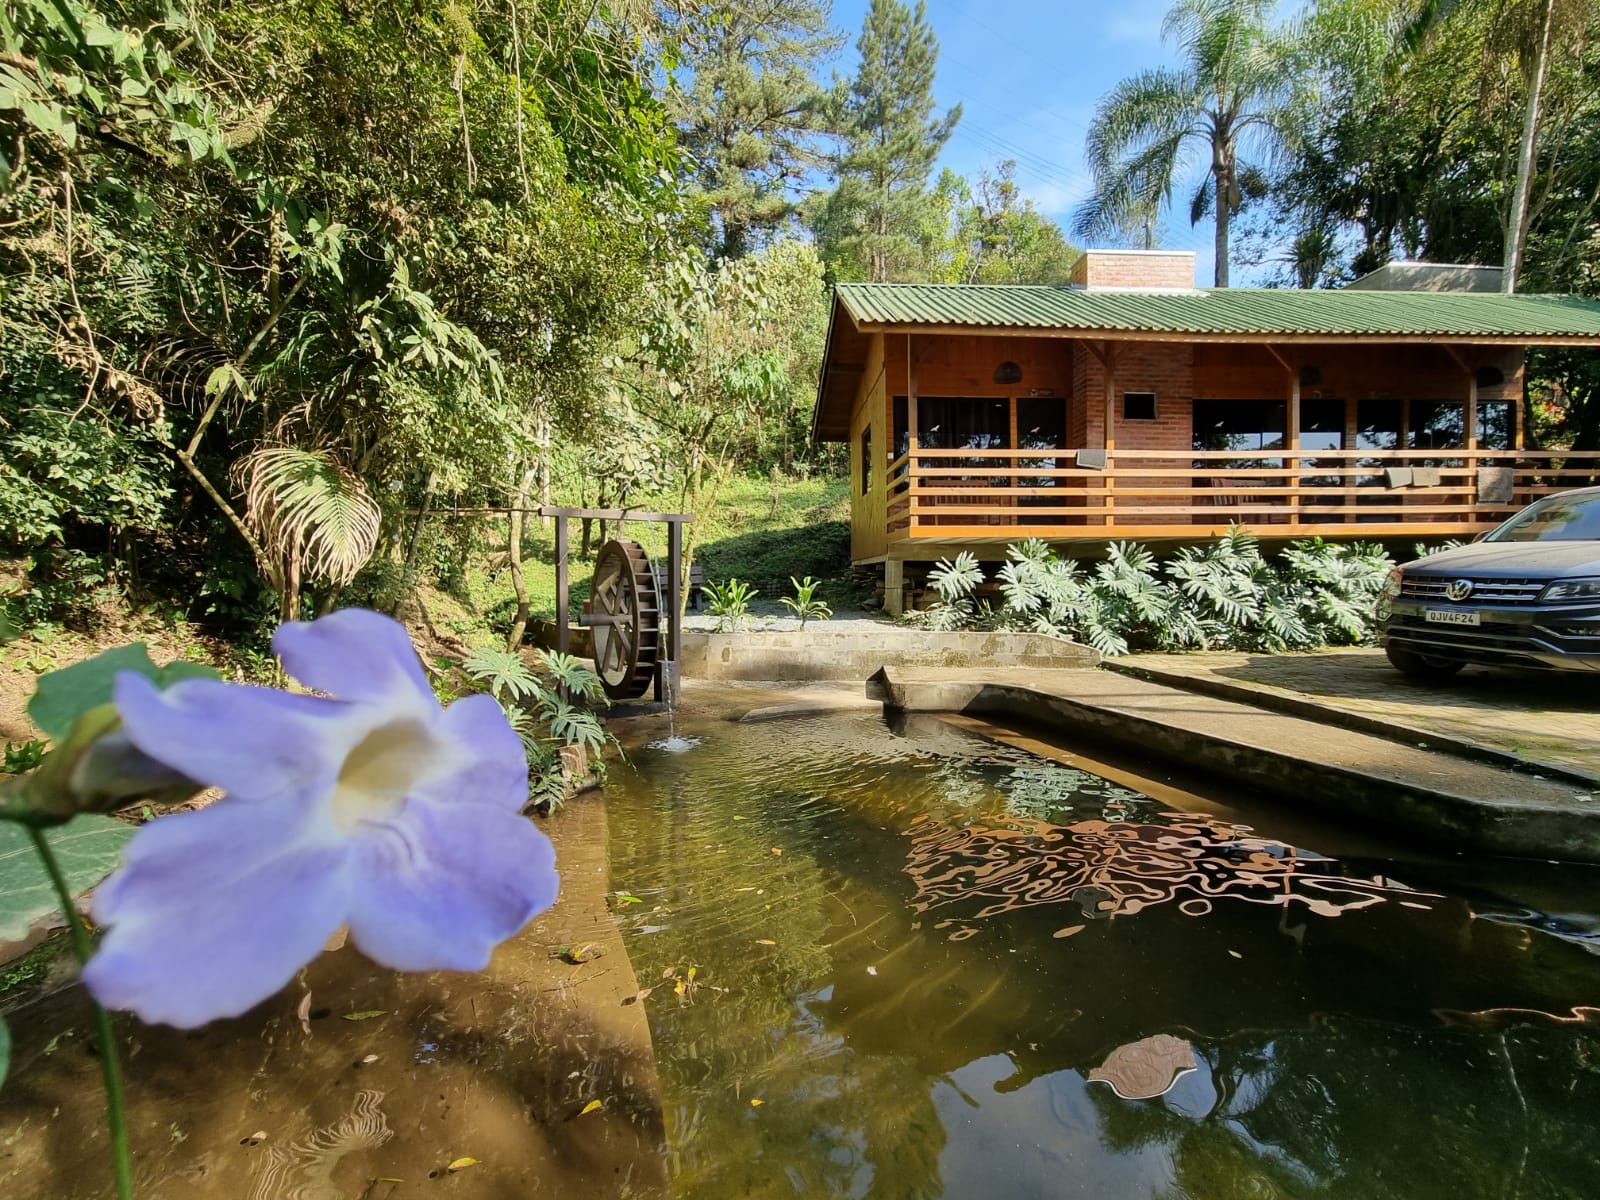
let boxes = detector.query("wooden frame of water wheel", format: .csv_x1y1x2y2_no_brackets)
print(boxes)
588,539,661,700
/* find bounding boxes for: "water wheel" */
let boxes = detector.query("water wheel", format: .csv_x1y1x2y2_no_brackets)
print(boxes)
587,538,660,700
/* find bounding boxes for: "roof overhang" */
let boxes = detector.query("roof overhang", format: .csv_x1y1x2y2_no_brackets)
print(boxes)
812,294,870,443
841,321,1600,347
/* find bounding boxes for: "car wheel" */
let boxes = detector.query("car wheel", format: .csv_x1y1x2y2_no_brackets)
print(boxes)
1385,644,1465,680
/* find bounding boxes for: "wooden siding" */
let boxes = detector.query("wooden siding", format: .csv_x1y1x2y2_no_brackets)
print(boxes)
848,332,888,561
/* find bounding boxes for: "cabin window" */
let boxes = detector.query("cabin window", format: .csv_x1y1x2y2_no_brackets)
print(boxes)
1299,398,1346,451
892,395,909,463
860,424,872,495
1478,399,1513,449
1356,399,1401,452
1191,400,1287,453
1122,392,1157,421
1409,401,1465,450
916,397,1010,455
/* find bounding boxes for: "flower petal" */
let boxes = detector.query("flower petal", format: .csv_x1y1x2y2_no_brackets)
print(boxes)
345,798,557,973
273,609,436,712
424,693,531,811
82,798,350,1028
114,672,350,800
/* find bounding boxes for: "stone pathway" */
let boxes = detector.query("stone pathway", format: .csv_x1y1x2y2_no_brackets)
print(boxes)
1115,648,1600,782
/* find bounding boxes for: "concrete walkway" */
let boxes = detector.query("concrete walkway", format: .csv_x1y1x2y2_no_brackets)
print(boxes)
1113,649,1600,784
873,666,1600,863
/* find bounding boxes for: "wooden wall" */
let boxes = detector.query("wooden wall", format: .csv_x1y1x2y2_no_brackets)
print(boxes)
1193,343,1524,409
848,332,888,560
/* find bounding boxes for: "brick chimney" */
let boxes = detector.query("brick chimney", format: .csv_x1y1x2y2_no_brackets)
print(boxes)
1070,249,1198,291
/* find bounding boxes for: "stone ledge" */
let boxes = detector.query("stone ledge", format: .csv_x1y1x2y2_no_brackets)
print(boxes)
679,628,1099,682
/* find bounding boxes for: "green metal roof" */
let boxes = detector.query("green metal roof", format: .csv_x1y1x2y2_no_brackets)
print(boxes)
835,283,1600,341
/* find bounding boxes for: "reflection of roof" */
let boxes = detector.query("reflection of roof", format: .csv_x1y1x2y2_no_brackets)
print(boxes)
834,283,1600,340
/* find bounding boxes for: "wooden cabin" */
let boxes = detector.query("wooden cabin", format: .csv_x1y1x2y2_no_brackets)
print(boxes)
812,251,1600,611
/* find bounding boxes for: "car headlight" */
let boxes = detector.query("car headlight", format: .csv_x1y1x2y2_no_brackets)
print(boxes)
1539,577,1600,602
1381,567,1403,600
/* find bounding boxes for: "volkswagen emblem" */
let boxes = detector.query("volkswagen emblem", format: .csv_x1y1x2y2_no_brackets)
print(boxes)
1446,579,1474,602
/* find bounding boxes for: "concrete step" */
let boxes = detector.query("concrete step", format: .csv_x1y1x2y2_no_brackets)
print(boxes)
872,666,1599,863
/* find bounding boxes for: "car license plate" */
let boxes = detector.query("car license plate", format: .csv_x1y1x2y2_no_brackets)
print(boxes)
1425,609,1480,627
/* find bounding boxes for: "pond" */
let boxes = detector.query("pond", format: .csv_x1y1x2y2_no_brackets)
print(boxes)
4,699,1600,1199
608,705,1600,1200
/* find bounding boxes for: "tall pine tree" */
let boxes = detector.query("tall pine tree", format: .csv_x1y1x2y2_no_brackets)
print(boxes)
674,0,842,259
813,0,960,281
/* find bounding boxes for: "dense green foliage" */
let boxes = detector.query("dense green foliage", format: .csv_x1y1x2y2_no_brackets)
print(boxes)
910,529,1394,656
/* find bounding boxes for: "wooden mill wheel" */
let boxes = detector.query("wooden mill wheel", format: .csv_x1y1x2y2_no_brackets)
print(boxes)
588,539,660,700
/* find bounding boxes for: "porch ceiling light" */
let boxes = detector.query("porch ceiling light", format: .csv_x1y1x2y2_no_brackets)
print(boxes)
1540,578,1600,602
995,361,1023,384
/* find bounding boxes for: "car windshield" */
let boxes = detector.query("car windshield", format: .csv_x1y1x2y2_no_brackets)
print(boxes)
1485,492,1600,542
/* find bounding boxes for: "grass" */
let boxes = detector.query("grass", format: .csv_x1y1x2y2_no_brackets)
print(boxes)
423,473,854,647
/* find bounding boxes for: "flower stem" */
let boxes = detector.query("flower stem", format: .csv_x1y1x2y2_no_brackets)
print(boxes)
26,825,134,1200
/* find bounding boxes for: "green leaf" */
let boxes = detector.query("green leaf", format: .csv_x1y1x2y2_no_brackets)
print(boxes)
28,644,220,741
0,815,136,942
342,1010,388,1021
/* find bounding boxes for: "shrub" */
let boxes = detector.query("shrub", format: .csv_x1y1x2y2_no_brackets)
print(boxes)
779,576,833,628
704,578,759,632
909,526,1393,656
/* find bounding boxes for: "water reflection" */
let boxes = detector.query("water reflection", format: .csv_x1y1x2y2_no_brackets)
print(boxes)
608,710,1600,1200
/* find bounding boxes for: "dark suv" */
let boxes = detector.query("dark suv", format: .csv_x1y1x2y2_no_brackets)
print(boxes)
1380,485,1600,677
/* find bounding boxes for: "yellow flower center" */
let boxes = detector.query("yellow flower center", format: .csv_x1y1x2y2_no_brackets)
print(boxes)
330,720,441,831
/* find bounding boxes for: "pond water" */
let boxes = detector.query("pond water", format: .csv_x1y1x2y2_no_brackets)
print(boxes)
607,707,1600,1200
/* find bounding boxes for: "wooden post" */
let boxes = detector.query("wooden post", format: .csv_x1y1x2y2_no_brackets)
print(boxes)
661,519,682,706
907,334,919,532
1102,343,1117,526
554,514,569,655
884,559,905,618
1266,345,1300,527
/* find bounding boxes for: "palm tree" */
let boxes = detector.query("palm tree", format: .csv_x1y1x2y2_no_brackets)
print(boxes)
1074,0,1297,286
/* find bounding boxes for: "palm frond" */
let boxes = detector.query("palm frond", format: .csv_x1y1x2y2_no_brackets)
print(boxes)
239,447,381,586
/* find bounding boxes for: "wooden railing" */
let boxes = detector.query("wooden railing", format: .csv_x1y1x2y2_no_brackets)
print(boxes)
884,447,1600,540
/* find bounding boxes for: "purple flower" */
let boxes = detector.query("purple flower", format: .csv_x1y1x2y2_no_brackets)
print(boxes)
81,609,557,1028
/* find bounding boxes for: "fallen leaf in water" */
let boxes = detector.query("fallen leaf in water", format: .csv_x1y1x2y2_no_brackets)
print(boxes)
342,1010,387,1022
1089,1034,1198,1100
561,943,603,964
866,966,878,976
1053,925,1086,939
581,1100,603,1115
614,893,642,905
661,967,676,979
673,979,686,996
750,1099,763,1107
770,847,783,856
242,1131,268,1146
447,1156,479,1171
754,939,777,946
731,815,746,820
296,991,313,1037
1227,951,1243,960
360,1054,380,1065
622,988,654,1006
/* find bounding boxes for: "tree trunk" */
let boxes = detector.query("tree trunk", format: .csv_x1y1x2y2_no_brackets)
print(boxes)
505,462,535,652
1213,159,1231,288
280,544,301,625
396,487,432,616
1503,0,1555,294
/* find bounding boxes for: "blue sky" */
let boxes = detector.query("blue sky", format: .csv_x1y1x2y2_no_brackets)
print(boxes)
827,0,1223,285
